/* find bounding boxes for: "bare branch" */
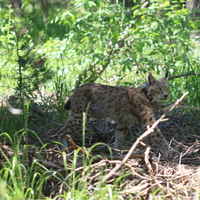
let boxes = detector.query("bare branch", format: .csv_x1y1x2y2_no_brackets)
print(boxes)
178,105,200,111
169,72,200,80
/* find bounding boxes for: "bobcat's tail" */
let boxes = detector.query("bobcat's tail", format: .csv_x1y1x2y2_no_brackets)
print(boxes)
64,99,71,110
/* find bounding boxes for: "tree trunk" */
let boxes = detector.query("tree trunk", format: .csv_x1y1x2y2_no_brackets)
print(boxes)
41,0,49,23
9,0,22,18
187,0,200,17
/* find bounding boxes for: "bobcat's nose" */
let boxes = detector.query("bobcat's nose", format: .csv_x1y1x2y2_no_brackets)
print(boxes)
164,94,168,99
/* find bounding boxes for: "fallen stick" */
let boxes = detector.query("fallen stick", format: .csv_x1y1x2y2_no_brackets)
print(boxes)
61,135,86,154
102,91,189,183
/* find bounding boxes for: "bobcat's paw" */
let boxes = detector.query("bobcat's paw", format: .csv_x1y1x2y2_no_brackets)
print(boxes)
167,148,180,159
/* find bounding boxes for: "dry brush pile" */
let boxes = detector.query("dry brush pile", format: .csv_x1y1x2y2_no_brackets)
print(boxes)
0,92,200,199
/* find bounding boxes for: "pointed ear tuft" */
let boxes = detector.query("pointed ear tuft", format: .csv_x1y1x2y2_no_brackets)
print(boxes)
164,71,169,80
148,73,156,85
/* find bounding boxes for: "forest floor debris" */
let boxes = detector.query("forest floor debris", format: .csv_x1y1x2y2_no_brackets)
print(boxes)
0,96,200,199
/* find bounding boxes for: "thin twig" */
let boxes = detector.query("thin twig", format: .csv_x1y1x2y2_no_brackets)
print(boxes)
144,146,163,188
169,72,200,80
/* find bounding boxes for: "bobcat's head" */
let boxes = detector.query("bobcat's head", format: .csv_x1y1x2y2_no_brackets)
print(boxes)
142,72,169,103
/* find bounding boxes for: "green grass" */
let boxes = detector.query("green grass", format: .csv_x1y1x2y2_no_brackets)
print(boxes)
0,105,119,199
0,134,121,199
0,98,200,199
0,133,45,199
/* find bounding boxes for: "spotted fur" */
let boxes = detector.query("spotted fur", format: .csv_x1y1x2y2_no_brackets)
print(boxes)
58,72,178,158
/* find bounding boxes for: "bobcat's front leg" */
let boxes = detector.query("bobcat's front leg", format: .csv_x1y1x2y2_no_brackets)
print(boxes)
148,128,169,157
148,128,180,158
114,125,127,149
138,107,179,158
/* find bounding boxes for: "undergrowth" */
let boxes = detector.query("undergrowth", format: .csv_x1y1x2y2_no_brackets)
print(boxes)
0,98,200,199
0,132,122,199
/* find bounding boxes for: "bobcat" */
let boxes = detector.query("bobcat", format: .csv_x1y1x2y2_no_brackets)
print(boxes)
58,72,178,158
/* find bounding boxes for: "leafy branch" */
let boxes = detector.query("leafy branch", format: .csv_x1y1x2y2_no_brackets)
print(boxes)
74,40,125,88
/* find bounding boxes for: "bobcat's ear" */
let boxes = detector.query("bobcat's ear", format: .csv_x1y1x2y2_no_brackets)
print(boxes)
164,71,169,80
148,73,156,85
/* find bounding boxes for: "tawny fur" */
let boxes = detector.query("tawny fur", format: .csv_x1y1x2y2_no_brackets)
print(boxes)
58,73,178,158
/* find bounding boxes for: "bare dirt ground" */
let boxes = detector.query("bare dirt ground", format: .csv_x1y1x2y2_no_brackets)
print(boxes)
0,97,200,199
